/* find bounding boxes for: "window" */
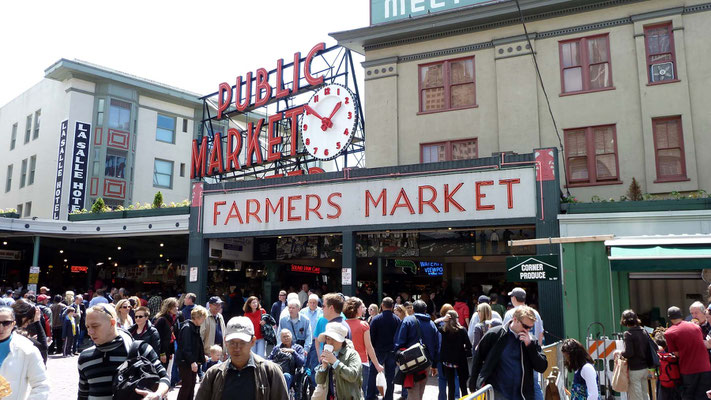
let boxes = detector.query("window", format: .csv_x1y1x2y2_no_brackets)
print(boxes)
5,165,12,193
10,123,17,150
16,204,22,218
419,56,476,113
156,114,176,143
182,118,188,133
97,98,105,126
108,99,131,131
421,138,478,163
559,34,612,94
24,115,32,143
28,155,36,185
564,125,620,185
652,116,686,181
153,159,173,188
32,110,40,140
644,23,677,83
180,163,185,177
24,202,31,217
105,151,127,178
19,158,27,188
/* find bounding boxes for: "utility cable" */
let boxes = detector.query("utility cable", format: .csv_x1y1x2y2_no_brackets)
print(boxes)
513,0,571,197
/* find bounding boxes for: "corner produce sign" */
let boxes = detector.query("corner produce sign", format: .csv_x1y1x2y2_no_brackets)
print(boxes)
506,255,559,282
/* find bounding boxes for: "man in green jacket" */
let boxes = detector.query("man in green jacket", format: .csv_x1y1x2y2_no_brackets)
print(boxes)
316,322,363,400
196,316,288,400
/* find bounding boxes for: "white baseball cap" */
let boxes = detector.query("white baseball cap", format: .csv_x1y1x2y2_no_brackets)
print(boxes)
225,316,254,342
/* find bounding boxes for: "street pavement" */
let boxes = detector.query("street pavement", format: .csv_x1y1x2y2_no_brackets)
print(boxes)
46,353,442,399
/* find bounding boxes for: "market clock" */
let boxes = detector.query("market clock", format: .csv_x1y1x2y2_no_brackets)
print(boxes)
301,83,357,160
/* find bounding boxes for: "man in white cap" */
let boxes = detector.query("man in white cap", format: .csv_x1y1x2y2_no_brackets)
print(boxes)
315,322,363,400
300,293,323,386
196,316,288,400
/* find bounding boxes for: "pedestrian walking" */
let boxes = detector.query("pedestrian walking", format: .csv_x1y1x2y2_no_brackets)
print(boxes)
61,307,77,357
278,298,312,355
154,297,180,370
472,303,502,357
394,300,440,400
244,296,268,357
201,296,227,359
49,294,67,354
436,310,471,400
366,297,401,400
115,298,134,330
665,306,711,400
176,305,208,400
181,293,196,322
316,322,364,399
73,294,86,353
300,293,323,387
617,309,654,400
12,299,49,363
271,290,288,323
129,306,161,355
561,339,599,400
0,306,49,400
344,297,383,397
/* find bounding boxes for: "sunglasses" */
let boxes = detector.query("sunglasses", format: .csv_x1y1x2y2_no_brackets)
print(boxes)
0,320,14,327
135,315,147,319
520,321,533,331
120,306,130,309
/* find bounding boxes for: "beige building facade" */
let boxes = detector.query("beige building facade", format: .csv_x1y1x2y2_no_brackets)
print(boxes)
333,0,711,201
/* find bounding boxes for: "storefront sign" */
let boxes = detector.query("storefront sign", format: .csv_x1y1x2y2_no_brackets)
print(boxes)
69,121,92,213
71,265,88,273
420,261,444,276
0,250,21,261
506,255,559,282
189,266,198,282
290,264,321,274
204,168,536,234
53,120,69,219
370,0,506,25
28,266,40,293
342,268,352,285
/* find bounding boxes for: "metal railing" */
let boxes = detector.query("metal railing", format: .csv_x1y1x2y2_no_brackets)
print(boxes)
459,384,494,400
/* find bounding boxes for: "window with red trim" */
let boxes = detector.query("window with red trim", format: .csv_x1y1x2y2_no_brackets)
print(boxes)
644,23,677,83
652,116,686,181
564,125,619,185
421,138,478,163
419,57,476,113
559,34,613,94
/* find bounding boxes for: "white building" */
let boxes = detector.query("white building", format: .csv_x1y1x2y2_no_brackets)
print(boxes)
0,59,204,219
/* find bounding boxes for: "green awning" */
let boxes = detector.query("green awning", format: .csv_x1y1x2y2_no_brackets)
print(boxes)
609,245,711,271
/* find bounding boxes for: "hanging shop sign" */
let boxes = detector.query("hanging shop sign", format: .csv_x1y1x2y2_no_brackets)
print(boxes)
69,121,92,213
209,238,254,261
506,255,559,282
290,264,322,274
204,168,536,234
370,0,507,25
71,265,88,273
53,119,69,219
0,250,21,261
420,261,444,276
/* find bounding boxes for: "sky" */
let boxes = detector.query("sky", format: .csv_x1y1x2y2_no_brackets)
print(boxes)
0,0,370,107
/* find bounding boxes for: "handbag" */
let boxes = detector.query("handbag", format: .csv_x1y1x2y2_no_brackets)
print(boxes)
396,319,432,375
612,355,629,392
645,333,661,368
311,383,327,400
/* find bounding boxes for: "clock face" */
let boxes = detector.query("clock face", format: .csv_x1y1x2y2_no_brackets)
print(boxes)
301,83,357,160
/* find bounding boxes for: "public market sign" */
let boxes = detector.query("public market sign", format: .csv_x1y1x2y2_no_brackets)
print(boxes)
506,255,559,282
203,168,536,234
370,0,507,25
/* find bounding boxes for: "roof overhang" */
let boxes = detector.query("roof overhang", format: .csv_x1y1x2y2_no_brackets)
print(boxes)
605,235,711,271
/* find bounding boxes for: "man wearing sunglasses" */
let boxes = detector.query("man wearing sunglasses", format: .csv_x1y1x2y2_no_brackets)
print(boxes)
469,306,548,400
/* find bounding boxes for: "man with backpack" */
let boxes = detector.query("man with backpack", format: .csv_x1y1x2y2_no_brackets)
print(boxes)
665,306,711,400
394,300,440,400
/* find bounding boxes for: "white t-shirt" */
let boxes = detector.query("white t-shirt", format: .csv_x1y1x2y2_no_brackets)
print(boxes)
580,363,599,400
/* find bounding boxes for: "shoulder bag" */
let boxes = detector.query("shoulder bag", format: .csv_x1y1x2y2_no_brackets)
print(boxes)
396,319,432,375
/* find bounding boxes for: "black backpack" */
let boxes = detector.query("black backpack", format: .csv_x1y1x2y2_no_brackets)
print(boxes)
113,340,161,400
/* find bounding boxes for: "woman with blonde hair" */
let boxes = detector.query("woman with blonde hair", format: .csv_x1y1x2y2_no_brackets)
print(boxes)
472,303,501,356
64,290,75,306
393,304,406,320
115,299,133,330
436,310,472,400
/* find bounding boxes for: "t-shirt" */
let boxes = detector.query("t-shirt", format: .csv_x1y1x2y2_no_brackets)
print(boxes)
0,334,12,366
244,310,266,340
665,321,711,375
313,315,351,352
345,319,370,363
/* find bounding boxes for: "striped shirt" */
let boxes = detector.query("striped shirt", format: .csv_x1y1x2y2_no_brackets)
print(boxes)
77,330,169,400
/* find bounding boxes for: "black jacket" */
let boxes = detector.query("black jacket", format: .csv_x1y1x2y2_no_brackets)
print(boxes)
154,314,178,357
469,325,548,400
438,326,472,365
176,320,205,366
128,320,161,356
621,326,651,370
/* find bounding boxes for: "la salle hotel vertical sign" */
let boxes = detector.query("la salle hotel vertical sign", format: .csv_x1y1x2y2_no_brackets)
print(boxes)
69,122,91,213
52,120,69,219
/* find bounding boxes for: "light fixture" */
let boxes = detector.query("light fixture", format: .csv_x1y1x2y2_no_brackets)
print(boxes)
331,258,335,262
448,227,452,230
63,259,67,262
96,262,104,266
2,241,6,245
166,258,170,262
160,243,164,247
472,255,483,261
117,246,122,250
368,262,373,266
107,257,112,260
159,254,163,258
59,250,64,254
114,262,118,267
278,236,282,239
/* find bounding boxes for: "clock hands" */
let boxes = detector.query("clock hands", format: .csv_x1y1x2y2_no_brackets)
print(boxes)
306,101,343,131
304,105,325,121
327,102,342,120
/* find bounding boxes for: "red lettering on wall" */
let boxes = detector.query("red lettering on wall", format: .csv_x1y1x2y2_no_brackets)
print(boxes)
254,68,272,108
235,72,252,113
304,43,325,86
365,189,387,217
418,185,440,214
292,51,301,94
225,201,244,224
265,198,284,222
390,188,415,215
499,178,521,209
191,136,208,179
287,170,304,176
213,201,226,226
475,181,495,210
226,129,242,172
287,195,302,221
246,199,262,223
266,114,283,162
327,192,342,219
444,183,465,212
207,132,224,176
245,119,264,167
284,106,304,157
275,58,290,99
217,82,231,120
305,194,323,220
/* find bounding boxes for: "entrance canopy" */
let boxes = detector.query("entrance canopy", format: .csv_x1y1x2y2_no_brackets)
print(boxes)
606,235,711,271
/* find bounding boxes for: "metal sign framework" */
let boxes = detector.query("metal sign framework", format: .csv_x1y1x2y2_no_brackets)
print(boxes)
198,45,365,181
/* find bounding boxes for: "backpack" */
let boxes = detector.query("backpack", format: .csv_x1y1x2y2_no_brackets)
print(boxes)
658,351,681,388
113,339,161,400
261,314,277,346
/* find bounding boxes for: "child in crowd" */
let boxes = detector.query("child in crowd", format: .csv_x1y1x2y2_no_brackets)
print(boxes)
62,307,76,357
202,345,223,372
654,329,681,400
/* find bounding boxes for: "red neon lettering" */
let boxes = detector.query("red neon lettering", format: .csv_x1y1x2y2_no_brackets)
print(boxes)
246,199,262,223
390,188,415,215
254,68,272,108
213,201,226,226
245,119,264,167
475,181,495,211
190,136,208,179
327,192,342,219
224,201,244,225
365,189,387,217
206,132,224,176
304,42,325,86
306,194,323,220
234,72,252,112
275,58,290,99
266,114,282,162
226,129,242,172
418,185,440,214
444,183,465,212
265,198,284,222
499,179,521,209
287,195,302,221
217,82,231,120
284,106,304,157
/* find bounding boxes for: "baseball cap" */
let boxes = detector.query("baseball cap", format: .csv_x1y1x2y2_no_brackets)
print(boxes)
508,287,526,300
37,294,49,302
225,316,254,342
324,322,348,343
667,306,683,320
208,296,223,305
478,295,490,304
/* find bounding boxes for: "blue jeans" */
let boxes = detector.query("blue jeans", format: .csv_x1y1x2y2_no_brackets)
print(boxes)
534,372,543,400
74,328,85,353
438,361,459,400
252,338,266,357
366,350,397,400
284,372,293,389
362,364,370,397
306,343,318,386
